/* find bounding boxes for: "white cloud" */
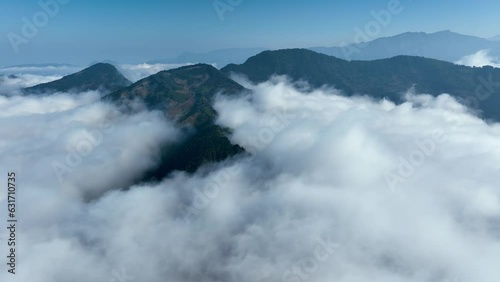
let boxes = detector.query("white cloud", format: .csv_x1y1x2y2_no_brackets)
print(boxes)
455,49,500,68
0,91,100,117
118,63,193,82
1,77,500,282
0,89,182,202
0,74,62,95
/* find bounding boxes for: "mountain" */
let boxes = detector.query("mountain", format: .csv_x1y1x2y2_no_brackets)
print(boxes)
149,47,267,68
22,50,500,178
107,64,245,126
490,35,500,41
24,63,131,94
105,64,245,177
309,31,500,62
222,49,500,121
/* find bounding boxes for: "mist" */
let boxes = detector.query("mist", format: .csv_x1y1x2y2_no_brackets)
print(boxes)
0,74,62,95
1,76,499,281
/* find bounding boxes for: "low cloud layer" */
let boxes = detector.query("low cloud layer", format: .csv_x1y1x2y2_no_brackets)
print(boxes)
0,90,182,201
1,77,500,282
455,49,500,68
0,65,82,77
0,74,62,95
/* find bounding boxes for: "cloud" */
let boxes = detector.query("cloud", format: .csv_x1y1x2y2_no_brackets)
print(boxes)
0,91,100,117
0,74,62,95
118,63,194,82
0,86,182,200
2,77,500,282
0,65,81,76
455,49,500,68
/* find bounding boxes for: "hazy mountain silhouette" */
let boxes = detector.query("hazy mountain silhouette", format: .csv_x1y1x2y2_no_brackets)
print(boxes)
309,31,500,62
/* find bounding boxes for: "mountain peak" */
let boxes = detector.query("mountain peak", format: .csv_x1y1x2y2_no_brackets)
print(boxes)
309,30,500,62
107,63,244,127
86,62,119,71
25,63,131,94
222,49,347,84
106,63,245,176
161,63,219,75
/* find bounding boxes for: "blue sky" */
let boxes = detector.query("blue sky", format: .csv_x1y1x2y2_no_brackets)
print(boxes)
1,0,499,66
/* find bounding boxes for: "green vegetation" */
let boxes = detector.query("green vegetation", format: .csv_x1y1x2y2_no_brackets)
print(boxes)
222,49,500,120
105,64,246,179
106,64,245,126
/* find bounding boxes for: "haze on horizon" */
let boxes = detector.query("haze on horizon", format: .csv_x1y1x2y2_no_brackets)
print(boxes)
1,0,500,66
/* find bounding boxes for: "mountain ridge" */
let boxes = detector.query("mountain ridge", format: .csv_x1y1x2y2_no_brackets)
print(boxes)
105,63,246,178
106,63,245,126
309,30,500,62
222,48,500,120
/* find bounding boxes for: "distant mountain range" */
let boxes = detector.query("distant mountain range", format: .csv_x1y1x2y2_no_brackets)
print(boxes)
5,31,500,73
147,31,500,67
22,49,500,177
309,30,500,62
490,35,500,41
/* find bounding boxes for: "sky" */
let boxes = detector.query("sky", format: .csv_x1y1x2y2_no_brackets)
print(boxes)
1,0,500,66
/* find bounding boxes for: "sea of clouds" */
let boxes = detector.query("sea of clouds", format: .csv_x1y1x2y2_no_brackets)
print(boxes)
0,72,499,282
